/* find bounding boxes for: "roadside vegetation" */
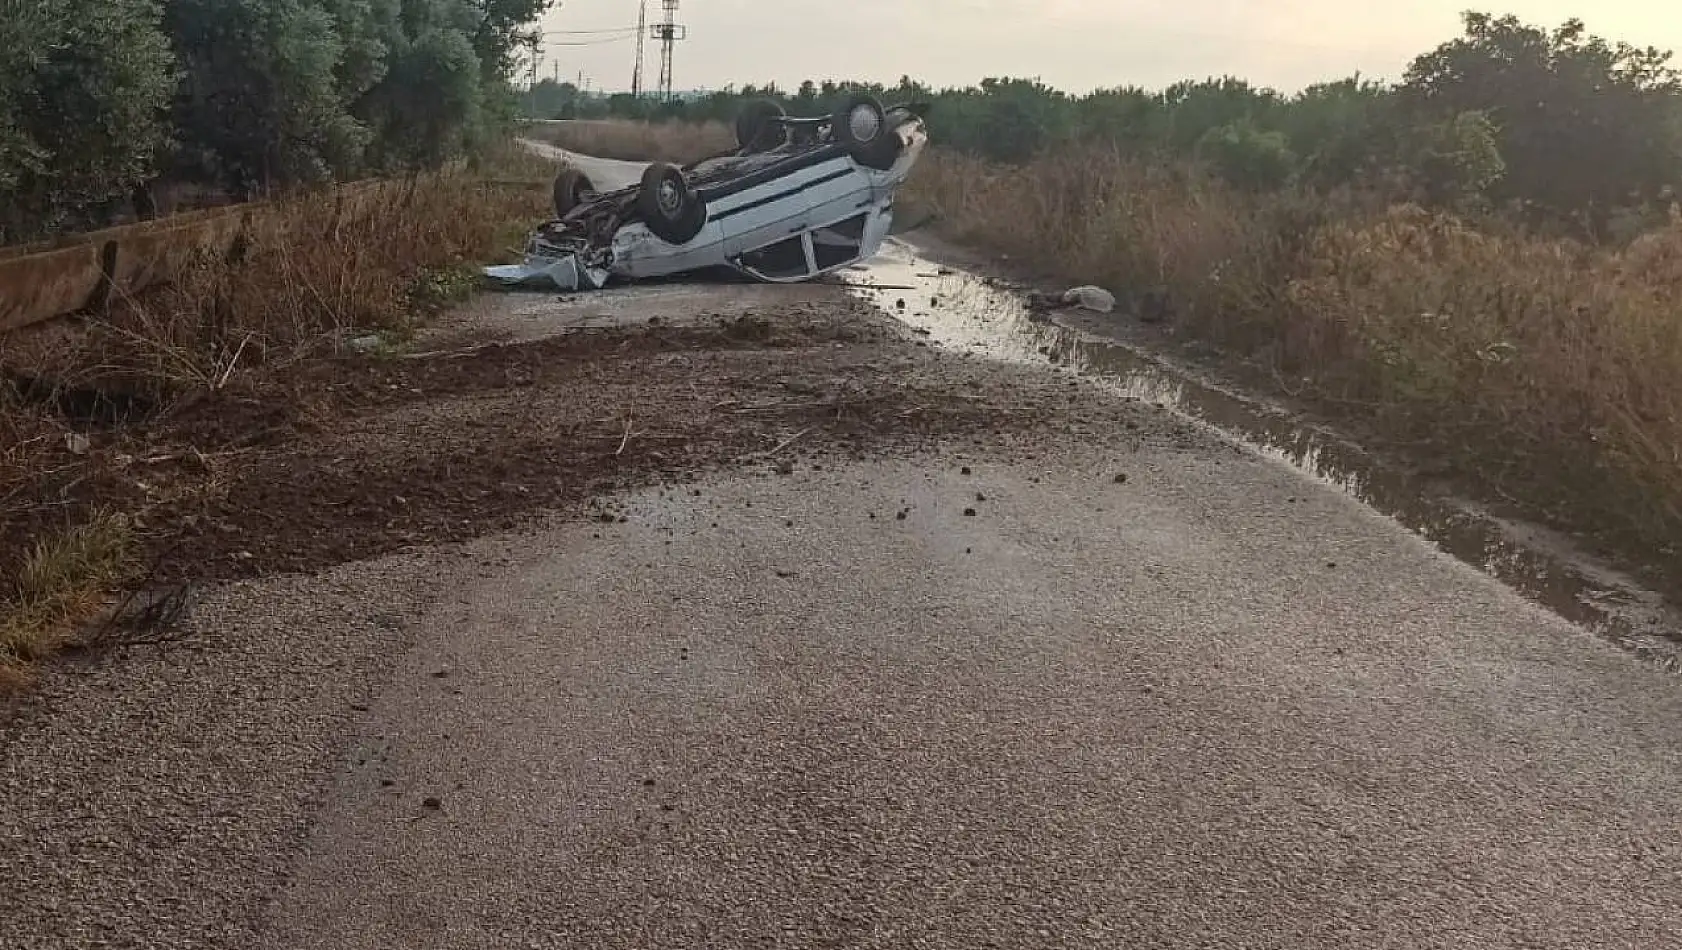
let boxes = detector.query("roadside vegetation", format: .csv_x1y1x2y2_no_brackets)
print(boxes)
0,149,552,685
1,0,557,684
536,11,1682,567
0,0,552,243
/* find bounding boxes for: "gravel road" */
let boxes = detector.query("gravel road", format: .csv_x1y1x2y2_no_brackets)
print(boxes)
2,280,1679,949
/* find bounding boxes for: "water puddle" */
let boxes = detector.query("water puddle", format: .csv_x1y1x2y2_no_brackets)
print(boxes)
845,239,1681,670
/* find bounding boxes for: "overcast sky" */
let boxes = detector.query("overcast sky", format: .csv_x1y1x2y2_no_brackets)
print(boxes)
534,2,1682,95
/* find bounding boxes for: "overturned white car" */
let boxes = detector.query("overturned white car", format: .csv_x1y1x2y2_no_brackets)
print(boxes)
486,95,930,289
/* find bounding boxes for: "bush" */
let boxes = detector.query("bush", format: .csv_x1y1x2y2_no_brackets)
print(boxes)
1196,121,1297,192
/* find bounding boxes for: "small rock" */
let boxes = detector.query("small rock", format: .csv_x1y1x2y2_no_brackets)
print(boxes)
963,508,977,517
64,433,91,455
422,796,442,809
1114,473,1129,484
1062,285,1116,313
960,466,972,476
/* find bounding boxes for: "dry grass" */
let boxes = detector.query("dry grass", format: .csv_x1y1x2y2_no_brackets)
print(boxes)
0,510,135,687
11,163,548,395
523,118,735,165
908,146,1682,556
0,148,552,686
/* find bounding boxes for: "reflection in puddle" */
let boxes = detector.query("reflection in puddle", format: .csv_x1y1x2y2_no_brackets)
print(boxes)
846,239,1681,669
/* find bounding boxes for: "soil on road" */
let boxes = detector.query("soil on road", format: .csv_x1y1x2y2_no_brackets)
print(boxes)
2,279,1679,950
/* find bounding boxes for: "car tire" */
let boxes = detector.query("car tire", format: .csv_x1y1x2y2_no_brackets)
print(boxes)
831,94,900,170
735,99,788,154
552,168,597,218
636,162,706,245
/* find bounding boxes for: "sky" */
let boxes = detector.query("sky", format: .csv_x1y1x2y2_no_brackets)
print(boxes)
533,1,1682,95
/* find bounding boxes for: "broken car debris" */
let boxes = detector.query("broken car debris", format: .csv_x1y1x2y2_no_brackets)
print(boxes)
485,95,931,291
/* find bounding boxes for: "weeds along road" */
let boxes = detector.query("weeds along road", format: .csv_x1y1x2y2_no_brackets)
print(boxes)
2,261,1680,949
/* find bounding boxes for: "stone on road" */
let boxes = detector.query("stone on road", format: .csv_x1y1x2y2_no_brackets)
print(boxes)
257,443,1681,949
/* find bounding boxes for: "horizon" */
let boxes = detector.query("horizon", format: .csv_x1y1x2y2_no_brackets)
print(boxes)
533,2,1682,96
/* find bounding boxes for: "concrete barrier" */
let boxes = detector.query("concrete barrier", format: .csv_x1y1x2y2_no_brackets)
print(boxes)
0,240,113,332
0,178,416,333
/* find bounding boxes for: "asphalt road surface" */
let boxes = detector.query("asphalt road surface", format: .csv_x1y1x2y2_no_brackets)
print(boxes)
2,268,1679,950
257,452,1682,950
521,137,650,191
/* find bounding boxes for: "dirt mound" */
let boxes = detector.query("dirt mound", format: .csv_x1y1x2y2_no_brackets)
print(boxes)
5,301,1172,588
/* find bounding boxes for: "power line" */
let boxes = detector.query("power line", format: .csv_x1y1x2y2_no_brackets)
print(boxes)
546,35,637,47
541,27,640,35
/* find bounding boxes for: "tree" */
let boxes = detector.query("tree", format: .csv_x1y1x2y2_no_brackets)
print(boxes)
1403,110,1506,207
362,25,485,169
162,0,371,193
971,78,1069,163
1196,120,1297,191
1279,77,1395,188
1157,77,1282,153
0,0,176,239
1402,12,1682,228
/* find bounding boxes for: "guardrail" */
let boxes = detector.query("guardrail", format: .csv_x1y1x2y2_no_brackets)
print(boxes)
0,178,445,334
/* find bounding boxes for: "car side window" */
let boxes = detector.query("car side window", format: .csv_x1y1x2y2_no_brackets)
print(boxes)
810,214,868,271
739,236,809,279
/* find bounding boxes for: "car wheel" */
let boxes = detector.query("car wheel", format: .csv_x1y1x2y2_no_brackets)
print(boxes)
831,94,900,170
735,99,788,154
552,168,597,218
636,162,706,245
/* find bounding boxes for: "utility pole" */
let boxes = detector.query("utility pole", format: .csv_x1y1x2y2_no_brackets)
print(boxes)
653,0,686,102
527,47,540,116
631,0,648,97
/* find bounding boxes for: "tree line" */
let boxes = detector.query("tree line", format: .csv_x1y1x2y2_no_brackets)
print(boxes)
0,0,551,243
534,13,1681,238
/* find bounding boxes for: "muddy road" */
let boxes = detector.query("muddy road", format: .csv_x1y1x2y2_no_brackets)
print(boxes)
2,262,1680,949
